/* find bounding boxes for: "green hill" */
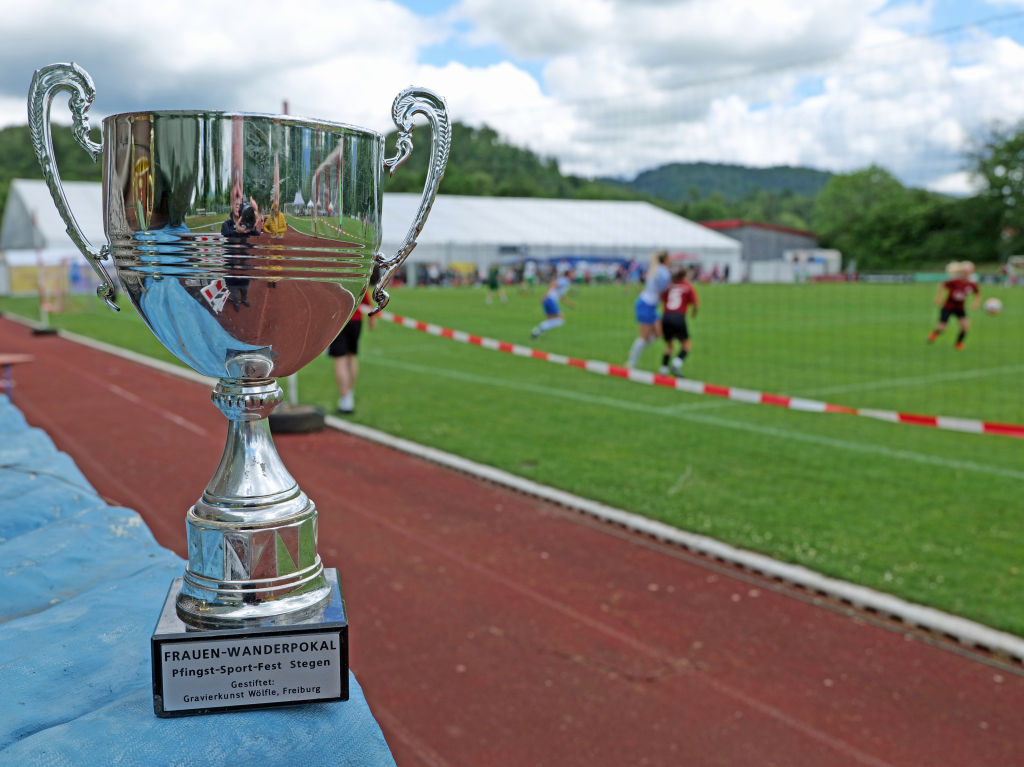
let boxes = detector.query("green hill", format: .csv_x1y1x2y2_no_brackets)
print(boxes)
384,122,652,203
626,162,833,202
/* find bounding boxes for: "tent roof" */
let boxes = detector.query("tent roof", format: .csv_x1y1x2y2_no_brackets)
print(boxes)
381,193,741,253
1,182,742,257
0,179,105,251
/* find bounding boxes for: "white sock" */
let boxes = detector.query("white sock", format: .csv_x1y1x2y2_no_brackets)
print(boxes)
672,357,683,371
627,337,650,368
539,317,564,332
340,392,354,411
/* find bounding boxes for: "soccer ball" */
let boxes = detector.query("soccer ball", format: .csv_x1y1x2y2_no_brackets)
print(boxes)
984,298,1003,315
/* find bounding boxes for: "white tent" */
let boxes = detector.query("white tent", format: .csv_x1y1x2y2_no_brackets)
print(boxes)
0,179,106,295
0,182,747,293
380,193,744,281
0,179,104,266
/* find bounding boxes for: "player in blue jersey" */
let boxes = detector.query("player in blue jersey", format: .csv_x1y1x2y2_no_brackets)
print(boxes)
626,251,671,368
531,267,576,338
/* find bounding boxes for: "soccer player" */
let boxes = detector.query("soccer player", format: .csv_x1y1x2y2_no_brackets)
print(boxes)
660,266,699,376
485,263,508,305
329,269,380,414
520,259,537,294
928,261,981,350
531,267,576,338
626,251,671,368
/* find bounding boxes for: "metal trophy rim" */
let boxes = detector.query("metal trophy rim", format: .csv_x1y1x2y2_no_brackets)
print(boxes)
99,109,385,141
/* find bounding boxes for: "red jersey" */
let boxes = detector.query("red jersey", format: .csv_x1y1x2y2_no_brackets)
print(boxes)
661,280,698,316
942,278,977,311
352,290,373,321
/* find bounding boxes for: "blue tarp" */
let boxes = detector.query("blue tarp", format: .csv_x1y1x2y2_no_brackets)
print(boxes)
0,395,396,766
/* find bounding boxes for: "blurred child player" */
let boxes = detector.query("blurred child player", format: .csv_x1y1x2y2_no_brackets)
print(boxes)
485,263,507,305
928,261,981,350
627,251,671,368
531,267,576,338
330,269,379,414
660,266,699,375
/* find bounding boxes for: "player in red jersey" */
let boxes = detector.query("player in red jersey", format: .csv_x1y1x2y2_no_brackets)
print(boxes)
928,261,981,350
659,266,699,376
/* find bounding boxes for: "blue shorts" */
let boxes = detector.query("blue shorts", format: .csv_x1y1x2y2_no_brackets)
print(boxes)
635,298,658,325
542,297,560,316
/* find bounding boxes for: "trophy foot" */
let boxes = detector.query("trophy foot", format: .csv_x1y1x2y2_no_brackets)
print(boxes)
177,501,332,627
175,378,332,628
176,561,331,628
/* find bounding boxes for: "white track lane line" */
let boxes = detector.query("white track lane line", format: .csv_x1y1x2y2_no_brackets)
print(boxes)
363,354,1024,482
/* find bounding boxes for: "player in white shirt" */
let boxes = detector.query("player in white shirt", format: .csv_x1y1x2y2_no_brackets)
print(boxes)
531,267,576,338
627,251,671,368
521,259,538,293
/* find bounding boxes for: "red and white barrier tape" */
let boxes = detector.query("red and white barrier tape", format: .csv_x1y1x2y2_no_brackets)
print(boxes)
379,311,1024,440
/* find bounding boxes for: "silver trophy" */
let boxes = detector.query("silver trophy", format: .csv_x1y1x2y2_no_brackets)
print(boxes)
29,62,449,715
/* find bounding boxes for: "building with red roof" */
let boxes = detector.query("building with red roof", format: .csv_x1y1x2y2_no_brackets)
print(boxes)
698,219,818,263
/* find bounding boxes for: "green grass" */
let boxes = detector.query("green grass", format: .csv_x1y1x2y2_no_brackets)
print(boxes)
4,282,1024,635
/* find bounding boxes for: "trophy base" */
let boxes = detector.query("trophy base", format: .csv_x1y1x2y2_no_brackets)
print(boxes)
151,568,348,718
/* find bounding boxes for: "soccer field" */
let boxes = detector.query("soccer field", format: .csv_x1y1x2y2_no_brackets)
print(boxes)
4,281,1024,634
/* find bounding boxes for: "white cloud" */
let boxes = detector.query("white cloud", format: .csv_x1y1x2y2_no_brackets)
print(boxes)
1,0,456,133
5,0,1024,192
926,171,983,195
446,0,1024,189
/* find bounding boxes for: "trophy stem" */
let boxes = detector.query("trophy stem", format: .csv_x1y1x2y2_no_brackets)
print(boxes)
176,379,330,627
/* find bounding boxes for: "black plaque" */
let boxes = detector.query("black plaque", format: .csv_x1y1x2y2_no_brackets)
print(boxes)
151,568,348,717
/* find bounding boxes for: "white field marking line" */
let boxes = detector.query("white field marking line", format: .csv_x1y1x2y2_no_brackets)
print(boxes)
362,355,1024,482
14,313,1021,662
667,466,692,496
688,311,929,333
798,362,1024,397
324,413,1024,664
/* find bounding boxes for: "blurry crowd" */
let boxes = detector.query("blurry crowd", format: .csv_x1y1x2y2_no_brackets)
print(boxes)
405,258,732,288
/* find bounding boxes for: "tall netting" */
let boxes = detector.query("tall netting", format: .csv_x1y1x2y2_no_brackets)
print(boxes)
383,13,1024,431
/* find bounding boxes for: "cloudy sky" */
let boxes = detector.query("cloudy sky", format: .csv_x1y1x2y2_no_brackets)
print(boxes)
5,0,1024,191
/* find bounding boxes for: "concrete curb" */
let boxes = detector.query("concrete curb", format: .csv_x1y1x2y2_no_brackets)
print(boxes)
323,415,1024,664
5,310,1022,663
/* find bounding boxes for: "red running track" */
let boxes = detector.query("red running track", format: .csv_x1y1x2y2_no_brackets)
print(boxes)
1,316,1021,767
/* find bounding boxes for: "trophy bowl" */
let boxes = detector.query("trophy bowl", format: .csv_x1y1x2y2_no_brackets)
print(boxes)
29,62,450,627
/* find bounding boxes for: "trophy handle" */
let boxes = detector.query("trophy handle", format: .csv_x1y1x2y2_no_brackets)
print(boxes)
28,62,119,311
369,87,451,315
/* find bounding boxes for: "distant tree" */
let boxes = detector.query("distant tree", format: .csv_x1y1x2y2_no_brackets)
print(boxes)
679,192,732,222
678,187,815,230
0,124,103,218
970,124,1024,256
813,166,1000,269
382,122,656,203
